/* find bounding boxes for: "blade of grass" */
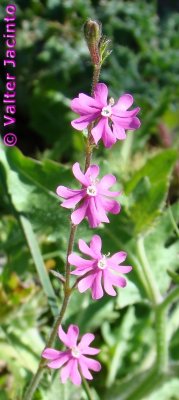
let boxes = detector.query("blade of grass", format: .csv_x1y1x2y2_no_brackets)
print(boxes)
20,215,58,316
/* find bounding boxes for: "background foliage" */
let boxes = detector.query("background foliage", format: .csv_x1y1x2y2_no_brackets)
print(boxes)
0,0,179,399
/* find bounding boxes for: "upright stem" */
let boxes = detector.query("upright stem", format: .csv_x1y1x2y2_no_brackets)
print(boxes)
23,63,101,400
82,376,94,400
136,236,162,305
136,235,169,376
91,64,101,96
85,64,101,172
160,286,179,311
155,307,168,372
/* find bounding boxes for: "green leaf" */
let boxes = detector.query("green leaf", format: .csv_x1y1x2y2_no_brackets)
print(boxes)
124,149,177,234
146,377,179,400
0,144,59,315
40,373,82,400
20,215,58,316
143,203,179,294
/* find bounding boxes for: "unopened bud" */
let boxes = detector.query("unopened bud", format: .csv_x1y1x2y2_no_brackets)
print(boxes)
83,19,102,65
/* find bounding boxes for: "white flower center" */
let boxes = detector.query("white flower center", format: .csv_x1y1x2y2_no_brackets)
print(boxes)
97,256,107,269
101,105,112,117
71,346,81,358
87,184,97,196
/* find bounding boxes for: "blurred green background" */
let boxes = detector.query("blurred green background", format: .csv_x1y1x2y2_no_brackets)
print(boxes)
0,1,179,399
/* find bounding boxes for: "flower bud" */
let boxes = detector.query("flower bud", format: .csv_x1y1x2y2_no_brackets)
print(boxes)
83,19,102,65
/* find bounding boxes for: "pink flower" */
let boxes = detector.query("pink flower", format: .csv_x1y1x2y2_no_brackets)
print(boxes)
42,324,101,385
71,83,141,148
56,162,121,228
68,235,132,300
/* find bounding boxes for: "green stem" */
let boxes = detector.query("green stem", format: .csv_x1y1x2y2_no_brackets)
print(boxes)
82,376,94,400
136,236,162,305
130,254,153,300
24,292,71,400
168,205,179,238
136,236,169,375
155,307,168,372
159,286,179,311
23,62,101,400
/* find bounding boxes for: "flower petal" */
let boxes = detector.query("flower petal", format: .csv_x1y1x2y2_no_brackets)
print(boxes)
112,106,140,118
98,174,116,190
72,162,89,186
112,115,141,130
112,121,126,140
85,164,100,181
79,359,93,380
57,325,79,349
78,239,97,258
78,273,96,293
92,118,116,148
88,197,109,228
82,347,100,355
129,116,141,130
70,359,81,385
109,251,127,264
94,83,108,105
60,359,73,383
71,199,89,225
102,119,116,148
71,96,100,115
62,192,85,209
78,334,100,355
111,275,127,288
71,267,93,276
58,325,73,347
91,118,103,145
56,186,82,199
99,197,121,214
67,325,79,347
71,113,98,131
78,333,95,351
47,353,70,369
68,253,94,268
81,355,101,372
91,271,103,300
114,94,134,110
109,264,132,274
78,93,101,109
90,234,102,257
103,270,117,296
42,348,63,360
95,197,110,222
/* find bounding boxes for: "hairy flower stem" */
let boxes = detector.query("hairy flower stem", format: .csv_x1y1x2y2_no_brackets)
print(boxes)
85,64,101,171
23,64,101,400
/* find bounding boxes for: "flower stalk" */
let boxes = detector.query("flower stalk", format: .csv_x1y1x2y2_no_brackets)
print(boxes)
23,40,101,400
